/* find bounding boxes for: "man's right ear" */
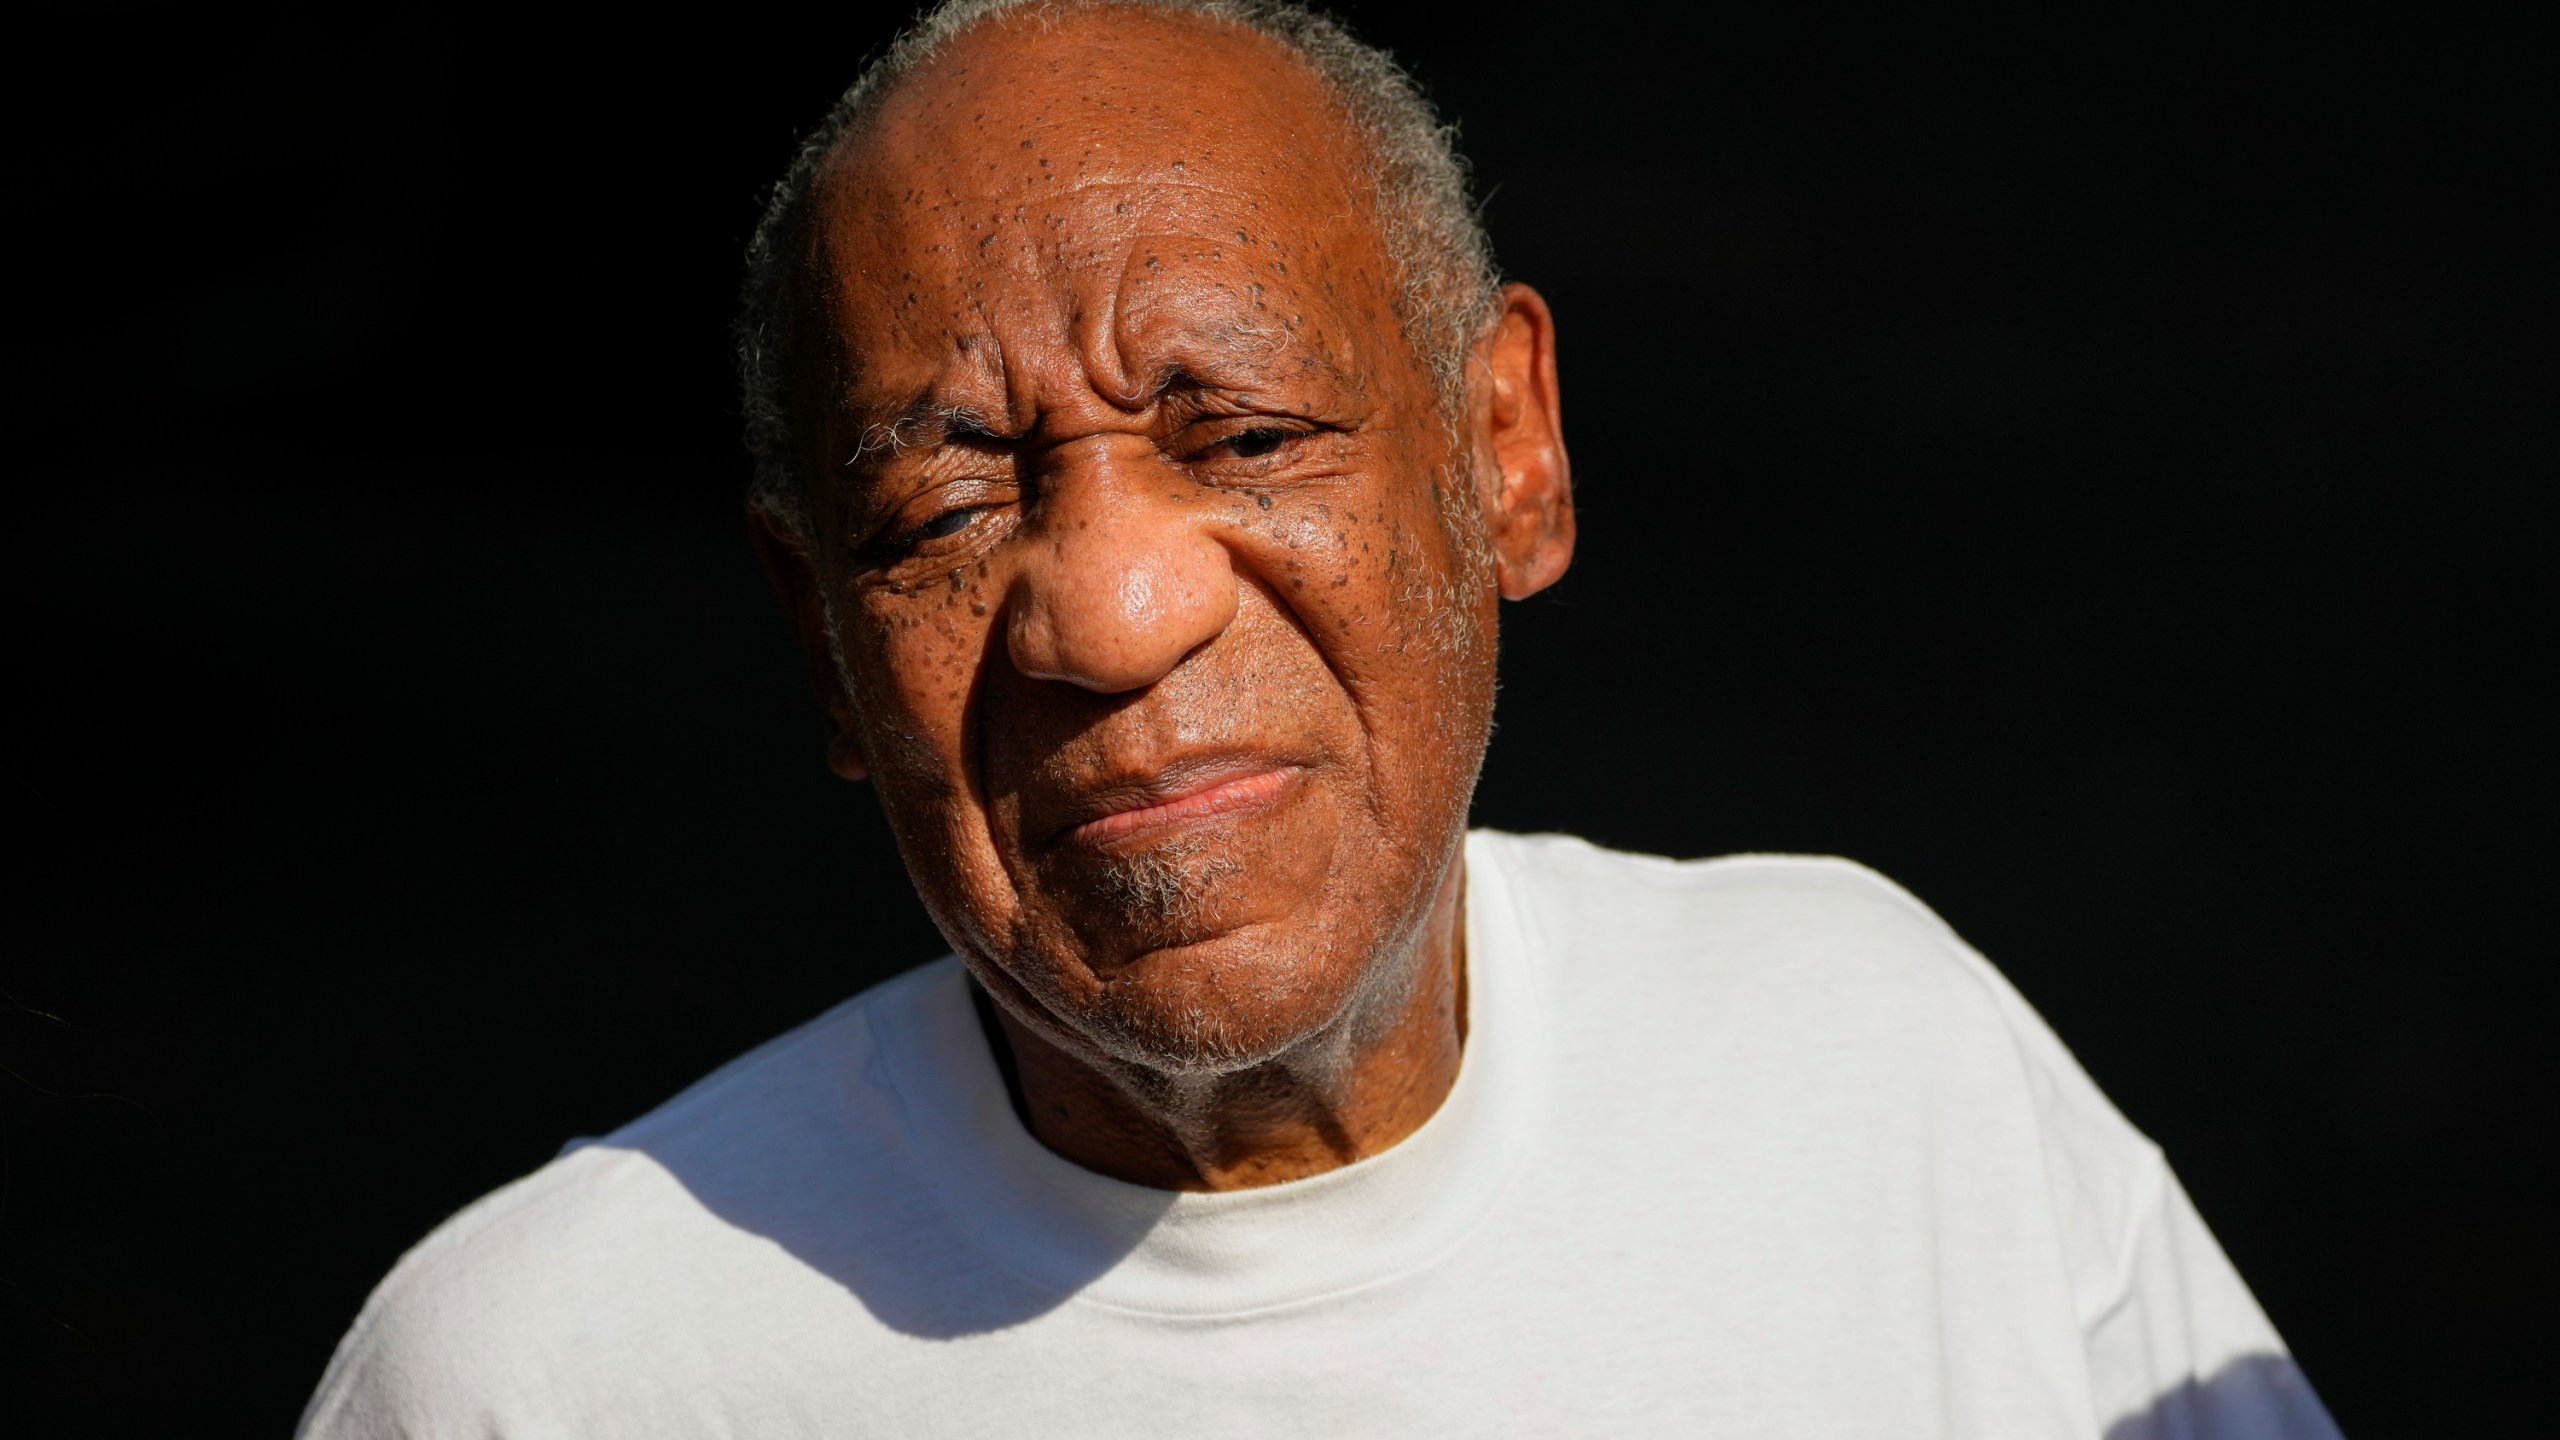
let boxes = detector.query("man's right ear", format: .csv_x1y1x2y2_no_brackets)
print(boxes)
748,506,869,783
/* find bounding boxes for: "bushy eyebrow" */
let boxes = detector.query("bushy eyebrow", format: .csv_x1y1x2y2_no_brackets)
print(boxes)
848,401,1008,463
851,370,1337,463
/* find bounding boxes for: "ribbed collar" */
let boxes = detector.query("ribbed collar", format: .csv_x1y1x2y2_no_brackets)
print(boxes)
868,831,1546,1318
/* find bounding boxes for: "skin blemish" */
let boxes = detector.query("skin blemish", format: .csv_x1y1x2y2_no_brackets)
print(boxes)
773,4,1561,1195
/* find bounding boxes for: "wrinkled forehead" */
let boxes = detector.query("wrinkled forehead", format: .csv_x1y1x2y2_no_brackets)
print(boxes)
805,9,1393,422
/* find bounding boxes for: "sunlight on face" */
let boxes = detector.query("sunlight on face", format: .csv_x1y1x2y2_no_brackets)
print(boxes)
795,9,1505,1075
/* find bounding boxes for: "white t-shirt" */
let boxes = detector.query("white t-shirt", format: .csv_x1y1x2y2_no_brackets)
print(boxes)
300,832,2340,1438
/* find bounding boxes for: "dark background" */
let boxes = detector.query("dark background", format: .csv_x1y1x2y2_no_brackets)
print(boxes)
7,6,2548,1434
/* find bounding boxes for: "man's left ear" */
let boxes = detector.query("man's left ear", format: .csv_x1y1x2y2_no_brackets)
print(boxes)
1474,281,1574,600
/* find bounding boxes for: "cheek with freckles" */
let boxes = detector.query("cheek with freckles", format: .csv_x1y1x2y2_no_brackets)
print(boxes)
856,565,998,748
822,407,1495,1046
1251,434,1495,792
828,557,1015,946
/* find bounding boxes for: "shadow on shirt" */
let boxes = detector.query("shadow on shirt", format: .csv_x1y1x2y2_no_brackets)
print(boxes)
2105,1353,2345,1440
603,1109,1166,1337
611,1127,2352,1432
614,1130,2355,1440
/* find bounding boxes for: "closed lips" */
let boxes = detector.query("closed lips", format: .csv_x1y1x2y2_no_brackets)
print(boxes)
1067,766,1303,846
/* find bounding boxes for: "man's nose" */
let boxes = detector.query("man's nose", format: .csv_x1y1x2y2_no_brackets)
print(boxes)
1004,439,1240,694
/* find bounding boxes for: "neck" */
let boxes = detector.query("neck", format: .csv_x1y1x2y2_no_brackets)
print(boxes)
976,860,1469,1192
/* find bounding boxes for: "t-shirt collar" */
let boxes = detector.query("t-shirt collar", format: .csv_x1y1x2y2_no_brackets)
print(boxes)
867,831,1547,1318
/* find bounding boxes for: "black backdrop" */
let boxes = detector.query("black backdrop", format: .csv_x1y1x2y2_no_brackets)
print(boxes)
8,8,2549,1434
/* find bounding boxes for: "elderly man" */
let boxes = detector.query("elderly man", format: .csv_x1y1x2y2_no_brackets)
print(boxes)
301,3,2340,1436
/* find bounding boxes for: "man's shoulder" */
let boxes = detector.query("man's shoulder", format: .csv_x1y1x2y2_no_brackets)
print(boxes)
297,959,962,1435
1481,827,1935,904
1475,829,1988,999
370,953,957,1268
1474,828,2151,1159
599,956,953,1157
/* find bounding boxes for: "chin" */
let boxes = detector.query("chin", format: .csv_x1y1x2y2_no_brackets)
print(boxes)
1077,830,1252,939
975,777,1449,1076
1039,782,1346,965
1071,926,1374,1075
1031,848,1389,1075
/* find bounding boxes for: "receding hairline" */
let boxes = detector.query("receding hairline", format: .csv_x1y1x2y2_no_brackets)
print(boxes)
806,4,1381,264
788,4,1409,469
842,4,1355,156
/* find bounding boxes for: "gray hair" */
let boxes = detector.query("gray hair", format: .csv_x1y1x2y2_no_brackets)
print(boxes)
733,0,1502,545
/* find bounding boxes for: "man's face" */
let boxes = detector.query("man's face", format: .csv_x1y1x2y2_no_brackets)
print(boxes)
783,11,1557,1073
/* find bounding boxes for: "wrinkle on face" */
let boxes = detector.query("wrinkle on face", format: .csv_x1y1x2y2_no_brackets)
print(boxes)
822,227,1368,457
811,27,1375,459
784,9,1505,1172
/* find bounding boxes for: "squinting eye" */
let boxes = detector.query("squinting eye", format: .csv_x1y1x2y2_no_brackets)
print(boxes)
913,507,982,541
1222,428,1292,459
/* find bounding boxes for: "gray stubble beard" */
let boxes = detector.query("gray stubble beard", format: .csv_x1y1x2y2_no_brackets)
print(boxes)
1086,830,1245,938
